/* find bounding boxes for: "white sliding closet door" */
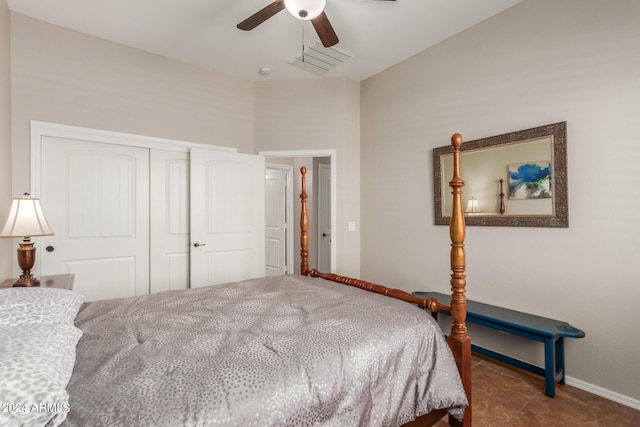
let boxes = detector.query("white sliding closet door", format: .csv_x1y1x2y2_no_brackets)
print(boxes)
39,137,150,301
150,150,190,293
190,149,265,288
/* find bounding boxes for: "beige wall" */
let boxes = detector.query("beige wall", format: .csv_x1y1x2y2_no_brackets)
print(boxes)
10,13,254,193
0,0,11,279
361,0,640,403
254,78,361,277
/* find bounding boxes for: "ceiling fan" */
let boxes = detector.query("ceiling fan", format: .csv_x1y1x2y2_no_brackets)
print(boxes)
237,0,397,48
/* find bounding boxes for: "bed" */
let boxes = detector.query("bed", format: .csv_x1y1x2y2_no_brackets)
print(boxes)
0,134,472,427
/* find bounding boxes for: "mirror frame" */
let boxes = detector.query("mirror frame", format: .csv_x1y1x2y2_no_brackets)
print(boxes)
433,122,568,227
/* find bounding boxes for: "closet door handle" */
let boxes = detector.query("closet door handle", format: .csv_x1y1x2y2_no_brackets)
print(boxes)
193,242,206,247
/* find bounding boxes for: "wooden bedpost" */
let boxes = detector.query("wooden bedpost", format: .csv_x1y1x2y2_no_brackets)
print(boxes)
448,133,472,427
300,167,309,276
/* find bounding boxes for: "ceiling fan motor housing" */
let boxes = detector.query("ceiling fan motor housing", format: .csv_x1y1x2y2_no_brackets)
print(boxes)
284,0,326,20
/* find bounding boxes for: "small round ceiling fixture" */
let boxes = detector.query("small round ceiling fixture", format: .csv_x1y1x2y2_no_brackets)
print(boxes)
284,0,326,20
259,67,272,76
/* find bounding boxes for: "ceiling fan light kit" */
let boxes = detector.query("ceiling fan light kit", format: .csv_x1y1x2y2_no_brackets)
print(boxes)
284,0,326,20
237,0,395,51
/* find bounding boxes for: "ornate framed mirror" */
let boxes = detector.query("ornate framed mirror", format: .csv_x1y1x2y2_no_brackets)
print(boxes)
433,122,568,227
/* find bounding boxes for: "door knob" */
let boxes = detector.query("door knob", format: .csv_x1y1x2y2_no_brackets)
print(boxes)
322,233,330,237
193,242,206,247
45,246,55,252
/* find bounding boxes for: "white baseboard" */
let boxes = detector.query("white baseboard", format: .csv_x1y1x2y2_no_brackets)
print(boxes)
566,376,640,410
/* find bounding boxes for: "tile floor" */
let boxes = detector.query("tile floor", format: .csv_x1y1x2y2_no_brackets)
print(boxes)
436,355,640,427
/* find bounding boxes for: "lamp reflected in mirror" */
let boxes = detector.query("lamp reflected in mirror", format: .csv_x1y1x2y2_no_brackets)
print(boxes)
0,193,54,287
465,198,480,215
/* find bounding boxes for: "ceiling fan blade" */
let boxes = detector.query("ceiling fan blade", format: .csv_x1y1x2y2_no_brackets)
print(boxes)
311,12,339,47
237,0,286,31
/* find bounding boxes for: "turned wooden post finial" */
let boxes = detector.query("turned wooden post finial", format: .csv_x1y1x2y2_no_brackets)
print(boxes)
451,133,463,149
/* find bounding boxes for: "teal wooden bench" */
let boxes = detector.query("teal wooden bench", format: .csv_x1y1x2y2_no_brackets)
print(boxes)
412,291,585,398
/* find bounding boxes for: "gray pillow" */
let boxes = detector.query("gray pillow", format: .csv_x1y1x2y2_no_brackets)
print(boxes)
0,287,85,326
0,288,84,427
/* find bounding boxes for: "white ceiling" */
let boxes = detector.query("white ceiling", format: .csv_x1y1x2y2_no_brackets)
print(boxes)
7,0,522,82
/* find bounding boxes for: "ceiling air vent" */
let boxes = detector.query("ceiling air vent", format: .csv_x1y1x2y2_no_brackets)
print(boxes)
290,42,353,75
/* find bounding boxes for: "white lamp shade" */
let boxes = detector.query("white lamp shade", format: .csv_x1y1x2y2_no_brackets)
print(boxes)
465,198,480,214
0,194,54,238
284,0,326,20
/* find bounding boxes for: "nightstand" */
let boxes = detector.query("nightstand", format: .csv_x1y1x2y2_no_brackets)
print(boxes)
0,273,75,290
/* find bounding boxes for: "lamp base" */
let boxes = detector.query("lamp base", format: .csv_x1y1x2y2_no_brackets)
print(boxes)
13,240,40,286
13,275,41,287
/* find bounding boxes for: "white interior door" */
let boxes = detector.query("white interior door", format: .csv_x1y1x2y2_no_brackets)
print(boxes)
190,149,265,288
318,163,331,272
150,149,190,293
265,168,287,276
39,137,150,301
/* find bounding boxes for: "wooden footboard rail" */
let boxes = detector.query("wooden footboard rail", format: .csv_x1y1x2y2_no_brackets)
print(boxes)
308,269,451,314
299,133,471,427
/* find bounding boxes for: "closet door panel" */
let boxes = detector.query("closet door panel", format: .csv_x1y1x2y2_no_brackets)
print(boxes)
150,150,190,293
39,137,150,301
190,149,265,288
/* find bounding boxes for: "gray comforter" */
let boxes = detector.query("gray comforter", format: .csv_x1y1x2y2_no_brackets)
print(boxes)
64,275,467,426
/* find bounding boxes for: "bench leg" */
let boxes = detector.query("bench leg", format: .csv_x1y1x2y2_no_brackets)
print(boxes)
556,337,566,385
544,337,555,398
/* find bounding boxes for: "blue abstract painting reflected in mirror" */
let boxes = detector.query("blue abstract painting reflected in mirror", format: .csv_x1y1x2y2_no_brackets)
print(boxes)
508,161,552,200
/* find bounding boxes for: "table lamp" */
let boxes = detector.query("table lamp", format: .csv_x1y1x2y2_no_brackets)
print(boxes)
465,197,480,215
0,193,54,287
